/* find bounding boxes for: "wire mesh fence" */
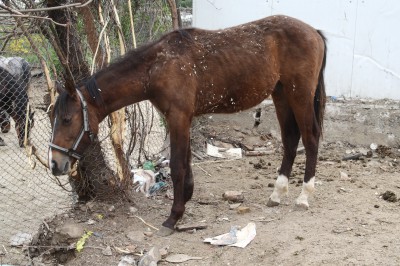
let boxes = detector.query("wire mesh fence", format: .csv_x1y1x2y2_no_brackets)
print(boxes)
0,1,191,264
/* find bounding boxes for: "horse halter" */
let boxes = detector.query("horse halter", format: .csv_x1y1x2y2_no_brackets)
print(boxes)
49,89,95,160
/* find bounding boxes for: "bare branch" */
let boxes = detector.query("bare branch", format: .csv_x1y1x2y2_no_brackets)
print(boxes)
0,14,68,27
0,0,94,13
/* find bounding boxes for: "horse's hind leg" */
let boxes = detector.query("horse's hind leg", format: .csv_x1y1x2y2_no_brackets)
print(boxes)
290,90,321,209
267,83,301,207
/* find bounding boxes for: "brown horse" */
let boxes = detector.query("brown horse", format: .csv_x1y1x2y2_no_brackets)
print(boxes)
49,15,327,235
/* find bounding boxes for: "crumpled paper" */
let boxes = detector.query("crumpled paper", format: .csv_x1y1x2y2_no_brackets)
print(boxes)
204,222,256,248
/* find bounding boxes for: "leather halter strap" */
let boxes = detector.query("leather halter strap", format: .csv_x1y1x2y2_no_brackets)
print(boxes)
49,89,94,160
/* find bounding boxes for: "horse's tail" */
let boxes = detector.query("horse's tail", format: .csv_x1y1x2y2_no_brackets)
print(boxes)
314,30,327,136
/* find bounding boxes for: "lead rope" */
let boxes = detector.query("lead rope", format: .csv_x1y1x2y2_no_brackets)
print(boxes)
23,103,36,169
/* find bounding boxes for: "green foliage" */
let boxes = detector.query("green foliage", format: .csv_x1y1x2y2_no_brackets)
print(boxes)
3,33,62,77
180,0,192,8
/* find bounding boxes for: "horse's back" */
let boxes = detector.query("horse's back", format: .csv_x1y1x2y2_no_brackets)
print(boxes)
0,57,31,90
149,15,325,116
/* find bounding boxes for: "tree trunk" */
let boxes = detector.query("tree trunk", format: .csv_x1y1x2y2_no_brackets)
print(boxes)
166,0,180,30
78,5,107,70
46,0,121,201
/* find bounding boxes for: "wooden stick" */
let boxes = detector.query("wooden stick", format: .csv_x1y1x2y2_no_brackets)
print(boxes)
196,164,212,177
133,216,159,231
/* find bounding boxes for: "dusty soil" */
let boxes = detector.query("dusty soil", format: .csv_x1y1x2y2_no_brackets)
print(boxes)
16,99,400,265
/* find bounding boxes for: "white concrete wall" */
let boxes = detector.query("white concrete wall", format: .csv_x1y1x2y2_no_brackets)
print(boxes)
192,0,400,99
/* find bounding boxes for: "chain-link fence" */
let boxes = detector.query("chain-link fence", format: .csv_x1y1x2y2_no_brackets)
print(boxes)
0,1,191,264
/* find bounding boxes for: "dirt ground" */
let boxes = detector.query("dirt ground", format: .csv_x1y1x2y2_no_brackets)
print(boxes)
10,98,400,265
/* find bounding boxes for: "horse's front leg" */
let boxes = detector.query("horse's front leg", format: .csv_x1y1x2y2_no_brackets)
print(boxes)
159,111,192,236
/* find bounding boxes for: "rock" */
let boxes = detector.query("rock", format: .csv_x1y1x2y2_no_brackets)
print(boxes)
229,203,242,210
340,171,350,180
381,191,397,202
129,206,138,214
127,231,145,242
10,232,32,246
237,206,251,214
222,191,244,203
56,222,84,239
118,255,137,266
108,205,115,212
143,231,154,237
138,247,161,266
102,246,113,256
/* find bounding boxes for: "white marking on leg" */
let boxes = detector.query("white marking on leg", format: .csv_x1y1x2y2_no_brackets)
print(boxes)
296,176,315,208
269,174,288,204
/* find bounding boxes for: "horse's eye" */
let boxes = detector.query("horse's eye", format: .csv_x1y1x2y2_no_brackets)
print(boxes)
62,117,71,124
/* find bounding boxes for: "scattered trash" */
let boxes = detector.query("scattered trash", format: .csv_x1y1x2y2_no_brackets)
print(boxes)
176,222,208,232
370,143,378,150
340,171,351,180
206,143,242,158
222,191,244,203
76,231,93,252
102,245,112,256
87,219,96,225
148,181,167,196
204,222,256,248
165,254,203,263
132,169,156,196
155,168,170,182
108,205,115,212
381,191,397,202
138,246,161,266
9,232,32,247
118,255,136,266
143,161,155,171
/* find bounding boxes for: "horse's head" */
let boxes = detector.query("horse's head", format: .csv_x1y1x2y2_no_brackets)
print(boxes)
48,84,98,176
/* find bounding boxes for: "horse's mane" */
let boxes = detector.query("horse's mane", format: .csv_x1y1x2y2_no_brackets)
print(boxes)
94,29,195,77
54,29,195,116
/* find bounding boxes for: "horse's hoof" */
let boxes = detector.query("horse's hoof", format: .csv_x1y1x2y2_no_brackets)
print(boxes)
267,198,280,207
294,202,309,211
0,140,5,146
156,226,174,237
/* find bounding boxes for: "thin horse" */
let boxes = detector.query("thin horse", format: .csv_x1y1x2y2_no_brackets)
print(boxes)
0,57,33,147
49,15,327,235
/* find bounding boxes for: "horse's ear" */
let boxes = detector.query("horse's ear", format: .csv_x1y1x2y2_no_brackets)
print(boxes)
54,81,65,95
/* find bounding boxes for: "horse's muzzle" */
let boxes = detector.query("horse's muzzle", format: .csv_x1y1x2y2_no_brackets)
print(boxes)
51,159,70,176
